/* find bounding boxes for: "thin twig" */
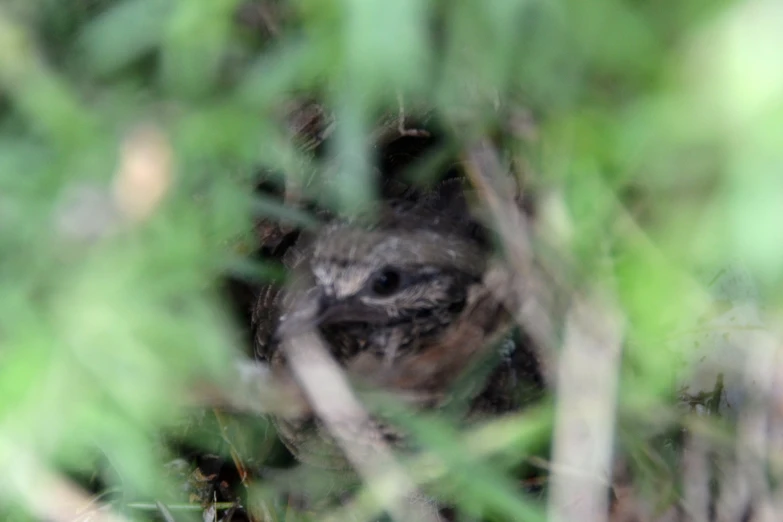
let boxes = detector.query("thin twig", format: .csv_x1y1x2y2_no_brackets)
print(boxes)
547,289,624,522
682,432,711,522
462,139,562,384
768,324,783,516
277,275,439,521
213,409,250,487
154,501,177,522
281,327,439,522
126,501,238,511
715,325,779,522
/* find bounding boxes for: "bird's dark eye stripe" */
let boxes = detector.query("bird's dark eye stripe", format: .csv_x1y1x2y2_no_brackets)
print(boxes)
403,272,440,287
389,270,481,289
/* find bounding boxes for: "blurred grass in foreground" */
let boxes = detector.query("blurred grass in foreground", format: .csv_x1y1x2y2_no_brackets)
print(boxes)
0,0,781,520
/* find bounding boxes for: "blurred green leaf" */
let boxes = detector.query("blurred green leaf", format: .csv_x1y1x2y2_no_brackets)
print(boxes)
0,8,96,147
160,0,242,98
78,0,174,77
340,0,431,97
0,0,781,519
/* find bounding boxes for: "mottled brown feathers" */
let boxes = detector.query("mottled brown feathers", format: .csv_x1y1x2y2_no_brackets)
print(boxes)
251,181,543,469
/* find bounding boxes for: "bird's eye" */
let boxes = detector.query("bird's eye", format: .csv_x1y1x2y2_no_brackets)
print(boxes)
371,269,401,296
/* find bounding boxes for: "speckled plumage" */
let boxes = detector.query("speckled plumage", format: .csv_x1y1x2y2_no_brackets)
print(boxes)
251,183,543,469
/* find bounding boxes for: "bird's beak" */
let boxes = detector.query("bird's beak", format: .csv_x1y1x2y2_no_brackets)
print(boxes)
276,292,391,340
314,295,391,326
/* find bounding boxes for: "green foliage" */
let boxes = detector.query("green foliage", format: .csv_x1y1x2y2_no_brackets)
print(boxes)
0,0,778,520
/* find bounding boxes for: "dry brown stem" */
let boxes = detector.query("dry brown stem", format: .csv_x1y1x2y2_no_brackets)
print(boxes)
462,139,563,384
547,290,624,522
278,285,440,522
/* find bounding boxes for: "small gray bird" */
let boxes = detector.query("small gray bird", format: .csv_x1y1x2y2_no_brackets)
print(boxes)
252,184,543,469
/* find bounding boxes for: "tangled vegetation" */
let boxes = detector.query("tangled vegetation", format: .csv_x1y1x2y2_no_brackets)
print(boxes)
0,0,781,521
